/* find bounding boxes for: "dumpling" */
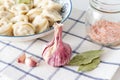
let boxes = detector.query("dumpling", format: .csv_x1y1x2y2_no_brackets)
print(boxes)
12,22,35,36
0,5,8,11
0,0,2,5
44,0,62,12
41,9,62,26
32,15,49,33
0,18,13,36
11,15,28,23
34,0,48,8
3,0,15,9
35,0,62,12
33,0,42,7
41,9,62,22
0,10,14,20
11,3,29,15
27,8,42,22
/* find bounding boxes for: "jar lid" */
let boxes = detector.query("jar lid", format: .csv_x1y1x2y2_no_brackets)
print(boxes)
90,0,120,13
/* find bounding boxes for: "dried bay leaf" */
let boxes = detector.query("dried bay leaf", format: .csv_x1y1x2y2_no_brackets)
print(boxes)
68,50,103,66
78,58,100,72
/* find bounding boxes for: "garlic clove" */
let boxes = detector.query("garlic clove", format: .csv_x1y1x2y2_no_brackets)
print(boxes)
17,53,26,63
17,53,38,67
42,23,72,67
25,57,37,67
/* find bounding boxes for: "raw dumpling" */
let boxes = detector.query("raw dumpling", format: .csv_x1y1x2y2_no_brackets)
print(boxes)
35,0,62,11
32,15,49,33
35,0,48,8
11,3,29,15
3,0,15,9
41,9,62,25
11,15,28,23
0,5,8,11
0,10,14,20
0,0,2,5
33,0,42,7
0,18,13,36
12,22,35,36
43,0,62,12
27,8,42,22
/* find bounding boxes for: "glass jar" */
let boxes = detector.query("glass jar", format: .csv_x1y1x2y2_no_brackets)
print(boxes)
86,0,120,46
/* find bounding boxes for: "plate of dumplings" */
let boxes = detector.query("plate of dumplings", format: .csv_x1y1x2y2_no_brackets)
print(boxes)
0,0,72,41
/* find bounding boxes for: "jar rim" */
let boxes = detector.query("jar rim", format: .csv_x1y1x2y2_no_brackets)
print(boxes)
90,0,120,13
93,0,120,5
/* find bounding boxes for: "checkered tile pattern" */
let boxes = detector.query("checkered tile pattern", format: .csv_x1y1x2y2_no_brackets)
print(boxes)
0,9,120,80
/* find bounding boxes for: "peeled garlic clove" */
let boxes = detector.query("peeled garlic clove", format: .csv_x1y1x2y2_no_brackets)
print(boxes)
25,57,37,67
42,23,72,67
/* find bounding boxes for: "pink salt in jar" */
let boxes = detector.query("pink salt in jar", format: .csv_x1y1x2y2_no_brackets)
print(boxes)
86,0,120,46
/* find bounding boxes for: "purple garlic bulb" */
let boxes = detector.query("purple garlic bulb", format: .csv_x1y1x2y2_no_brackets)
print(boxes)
42,23,72,67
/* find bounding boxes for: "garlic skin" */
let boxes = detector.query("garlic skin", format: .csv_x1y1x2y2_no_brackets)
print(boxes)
42,23,72,67
17,53,26,63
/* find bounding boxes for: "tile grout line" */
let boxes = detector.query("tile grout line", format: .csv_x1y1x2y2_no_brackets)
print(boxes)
0,40,44,80
0,60,43,80
63,66,108,80
63,31,120,50
17,40,43,80
0,40,37,72
33,38,120,66
68,17,85,24
0,40,43,60
63,11,86,38
18,59,42,80
0,42,11,52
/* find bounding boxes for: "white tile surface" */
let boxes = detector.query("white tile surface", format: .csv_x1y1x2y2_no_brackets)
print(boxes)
72,0,89,10
76,41,101,53
0,43,6,50
63,34,83,50
84,63,119,79
30,61,57,80
63,19,76,31
0,63,7,71
78,76,94,80
51,68,78,80
101,48,120,63
0,46,21,63
27,40,47,57
69,23,87,38
69,8,84,19
0,66,24,80
22,75,38,80
10,41,34,50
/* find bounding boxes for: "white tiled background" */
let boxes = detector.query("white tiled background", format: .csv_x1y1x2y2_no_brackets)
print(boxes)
73,0,120,80
73,0,89,10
